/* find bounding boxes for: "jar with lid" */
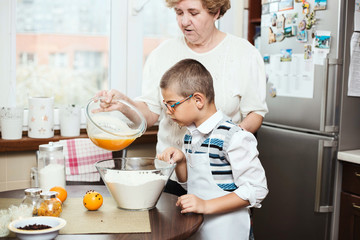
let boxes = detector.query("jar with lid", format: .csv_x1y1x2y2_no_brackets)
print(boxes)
37,142,66,192
21,188,42,214
33,191,62,217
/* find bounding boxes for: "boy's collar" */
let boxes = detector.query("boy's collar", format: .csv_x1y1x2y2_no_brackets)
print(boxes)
187,111,223,135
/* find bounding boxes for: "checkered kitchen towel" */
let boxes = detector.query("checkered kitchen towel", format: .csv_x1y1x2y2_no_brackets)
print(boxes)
59,138,114,182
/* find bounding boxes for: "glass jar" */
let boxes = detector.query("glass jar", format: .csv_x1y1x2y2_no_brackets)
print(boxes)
33,191,62,217
37,142,66,191
21,188,42,214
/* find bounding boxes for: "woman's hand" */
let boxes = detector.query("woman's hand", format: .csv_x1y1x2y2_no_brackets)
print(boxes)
176,194,207,214
93,89,130,113
157,147,185,164
93,89,160,128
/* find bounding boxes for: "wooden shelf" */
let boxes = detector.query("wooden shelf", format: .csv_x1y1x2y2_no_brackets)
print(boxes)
250,18,261,24
0,126,158,153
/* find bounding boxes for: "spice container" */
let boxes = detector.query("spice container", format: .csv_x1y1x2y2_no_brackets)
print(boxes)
33,191,62,217
37,142,66,191
21,188,42,212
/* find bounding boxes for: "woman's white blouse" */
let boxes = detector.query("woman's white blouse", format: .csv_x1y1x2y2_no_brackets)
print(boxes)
136,34,268,154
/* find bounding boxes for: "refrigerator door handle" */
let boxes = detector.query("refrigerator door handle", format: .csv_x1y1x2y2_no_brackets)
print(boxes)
314,140,337,213
321,58,343,133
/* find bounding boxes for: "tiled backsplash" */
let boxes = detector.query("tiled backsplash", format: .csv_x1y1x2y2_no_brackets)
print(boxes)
0,143,156,192
0,151,37,192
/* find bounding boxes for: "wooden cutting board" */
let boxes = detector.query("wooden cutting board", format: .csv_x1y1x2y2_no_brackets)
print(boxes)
60,197,151,234
0,197,151,234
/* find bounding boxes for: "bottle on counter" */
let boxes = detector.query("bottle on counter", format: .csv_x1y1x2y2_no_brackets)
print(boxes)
21,188,42,215
37,142,66,191
33,191,62,217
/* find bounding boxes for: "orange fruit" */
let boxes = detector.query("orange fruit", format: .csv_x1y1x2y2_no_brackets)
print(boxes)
83,190,103,211
50,186,67,203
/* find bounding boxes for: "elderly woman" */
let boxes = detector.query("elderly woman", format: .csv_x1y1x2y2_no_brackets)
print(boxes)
97,0,267,198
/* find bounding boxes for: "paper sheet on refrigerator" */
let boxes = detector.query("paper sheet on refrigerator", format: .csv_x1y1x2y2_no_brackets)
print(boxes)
355,0,360,32
265,54,314,98
347,32,360,97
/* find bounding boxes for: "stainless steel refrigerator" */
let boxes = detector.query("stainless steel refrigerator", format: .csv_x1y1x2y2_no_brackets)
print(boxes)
253,1,357,239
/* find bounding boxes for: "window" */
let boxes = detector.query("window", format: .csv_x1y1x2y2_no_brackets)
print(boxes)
15,0,111,106
49,53,67,68
142,0,179,63
19,53,37,65
0,0,241,129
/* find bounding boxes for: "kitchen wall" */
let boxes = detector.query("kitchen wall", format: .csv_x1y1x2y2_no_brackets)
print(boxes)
0,143,156,192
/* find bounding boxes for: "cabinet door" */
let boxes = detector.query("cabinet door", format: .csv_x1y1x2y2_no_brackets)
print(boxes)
339,192,360,240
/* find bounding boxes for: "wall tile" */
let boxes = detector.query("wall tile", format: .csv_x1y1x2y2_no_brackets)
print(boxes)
0,182,6,192
6,151,36,182
0,153,7,182
6,180,30,191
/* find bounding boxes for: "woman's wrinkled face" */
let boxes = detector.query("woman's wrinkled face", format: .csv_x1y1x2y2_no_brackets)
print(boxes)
174,0,218,45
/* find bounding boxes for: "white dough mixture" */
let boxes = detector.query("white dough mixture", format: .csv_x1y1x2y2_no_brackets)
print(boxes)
104,171,168,210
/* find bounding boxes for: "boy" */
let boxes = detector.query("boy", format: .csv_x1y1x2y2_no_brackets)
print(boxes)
157,59,268,240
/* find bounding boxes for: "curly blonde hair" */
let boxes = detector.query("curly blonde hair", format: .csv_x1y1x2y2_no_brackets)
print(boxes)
165,0,231,19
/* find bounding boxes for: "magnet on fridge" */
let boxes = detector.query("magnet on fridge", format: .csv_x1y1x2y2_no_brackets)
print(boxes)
275,31,285,41
263,55,270,64
314,33,331,49
304,45,312,60
314,0,327,11
276,14,286,30
269,86,277,98
284,26,297,37
271,13,277,27
285,13,298,26
280,49,292,62
298,19,306,31
262,4,270,14
268,27,276,44
305,11,316,30
302,0,310,15
296,30,308,42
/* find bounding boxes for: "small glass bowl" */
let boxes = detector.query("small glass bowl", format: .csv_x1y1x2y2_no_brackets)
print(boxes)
85,98,147,151
95,158,175,210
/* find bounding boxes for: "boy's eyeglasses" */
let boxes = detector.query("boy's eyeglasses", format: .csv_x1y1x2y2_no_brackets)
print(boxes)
163,94,193,113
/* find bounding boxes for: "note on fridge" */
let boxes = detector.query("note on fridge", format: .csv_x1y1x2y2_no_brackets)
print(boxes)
348,32,360,97
355,0,360,32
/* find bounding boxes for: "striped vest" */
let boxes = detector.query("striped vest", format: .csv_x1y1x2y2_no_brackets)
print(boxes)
184,118,242,191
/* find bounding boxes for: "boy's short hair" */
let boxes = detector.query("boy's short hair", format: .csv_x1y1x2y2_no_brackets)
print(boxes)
160,59,215,103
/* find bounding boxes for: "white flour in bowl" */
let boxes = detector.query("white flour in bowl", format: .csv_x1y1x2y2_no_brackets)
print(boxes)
104,171,168,210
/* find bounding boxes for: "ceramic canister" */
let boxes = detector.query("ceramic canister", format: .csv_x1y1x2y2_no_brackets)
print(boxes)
59,104,81,137
28,97,54,138
0,107,24,140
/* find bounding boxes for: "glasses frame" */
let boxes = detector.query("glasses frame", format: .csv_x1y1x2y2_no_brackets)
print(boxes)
163,94,193,113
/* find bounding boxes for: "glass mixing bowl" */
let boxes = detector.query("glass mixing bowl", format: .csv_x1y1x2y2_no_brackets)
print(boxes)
95,157,175,210
85,98,147,151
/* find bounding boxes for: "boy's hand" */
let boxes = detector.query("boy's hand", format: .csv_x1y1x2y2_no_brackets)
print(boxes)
157,147,185,164
176,194,207,214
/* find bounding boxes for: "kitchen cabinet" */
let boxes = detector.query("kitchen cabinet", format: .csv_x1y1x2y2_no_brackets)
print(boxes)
247,0,261,45
338,161,360,240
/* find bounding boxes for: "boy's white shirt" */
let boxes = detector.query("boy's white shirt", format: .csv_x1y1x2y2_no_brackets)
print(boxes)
184,111,268,208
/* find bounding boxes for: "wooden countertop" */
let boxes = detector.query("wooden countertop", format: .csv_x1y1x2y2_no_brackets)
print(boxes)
0,185,203,240
338,149,360,165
